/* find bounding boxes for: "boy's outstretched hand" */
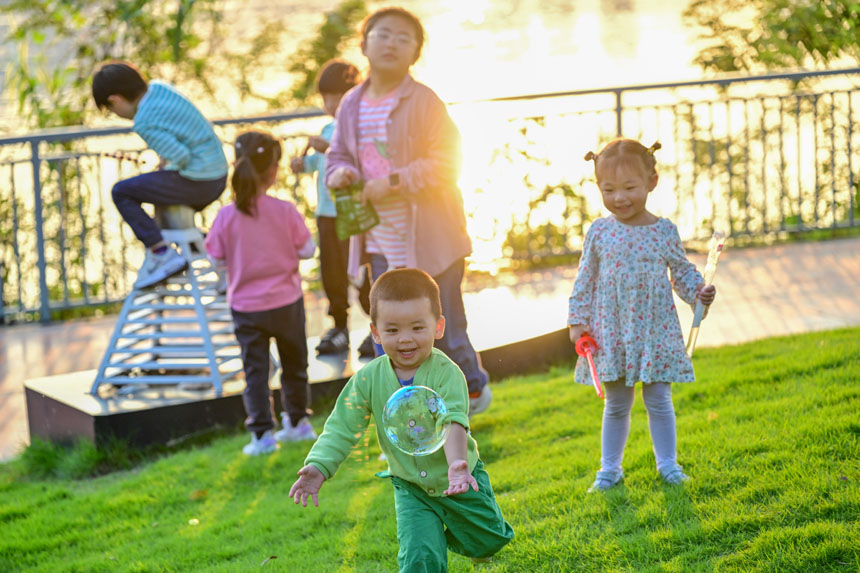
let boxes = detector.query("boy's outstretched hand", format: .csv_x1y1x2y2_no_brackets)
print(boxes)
289,465,326,507
444,459,479,496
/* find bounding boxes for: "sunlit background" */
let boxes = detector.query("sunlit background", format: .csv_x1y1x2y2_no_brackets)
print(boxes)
8,0,820,297
209,0,712,270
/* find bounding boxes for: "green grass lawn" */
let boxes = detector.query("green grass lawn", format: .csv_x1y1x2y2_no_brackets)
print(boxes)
2,328,859,572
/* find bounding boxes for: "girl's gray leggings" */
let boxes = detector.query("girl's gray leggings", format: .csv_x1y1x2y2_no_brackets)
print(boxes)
600,381,677,475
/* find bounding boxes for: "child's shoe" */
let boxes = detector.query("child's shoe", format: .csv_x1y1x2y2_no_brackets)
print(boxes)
357,332,376,358
468,384,492,418
659,464,690,485
316,327,349,354
274,414,317,442
587,469,624,493
242,430,278,456
134,246,187,289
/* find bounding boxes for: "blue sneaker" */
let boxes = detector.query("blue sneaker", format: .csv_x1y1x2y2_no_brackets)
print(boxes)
242,430,278,455
660,465,690,485
134,247,187,289
587,469,623,493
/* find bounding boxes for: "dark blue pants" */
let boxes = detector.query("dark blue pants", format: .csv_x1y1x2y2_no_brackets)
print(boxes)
111,170,226,247
370,254,489,395
231,298,310,433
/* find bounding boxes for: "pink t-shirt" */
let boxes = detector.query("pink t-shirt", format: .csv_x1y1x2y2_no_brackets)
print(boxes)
205,194,311,312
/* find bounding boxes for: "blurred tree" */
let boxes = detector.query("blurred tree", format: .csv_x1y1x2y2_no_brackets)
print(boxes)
683,0,860,74
1,0,367,129
282,0,367,106
2,0,280,128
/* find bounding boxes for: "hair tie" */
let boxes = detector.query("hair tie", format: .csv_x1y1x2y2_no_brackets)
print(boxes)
646,141,662,155
584,151,598,163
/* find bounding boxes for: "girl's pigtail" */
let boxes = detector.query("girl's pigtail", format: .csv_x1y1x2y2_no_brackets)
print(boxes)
646,141,662,154
584,150,598,163
230,132,282,216
231,152,259,216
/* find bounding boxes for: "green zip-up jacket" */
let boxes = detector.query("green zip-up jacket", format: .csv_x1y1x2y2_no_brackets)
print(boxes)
305,348,478,497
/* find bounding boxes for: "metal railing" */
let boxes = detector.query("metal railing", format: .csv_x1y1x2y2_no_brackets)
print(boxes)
2,67,859,322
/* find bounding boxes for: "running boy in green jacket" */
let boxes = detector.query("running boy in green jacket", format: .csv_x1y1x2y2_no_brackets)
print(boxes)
289,268,513,570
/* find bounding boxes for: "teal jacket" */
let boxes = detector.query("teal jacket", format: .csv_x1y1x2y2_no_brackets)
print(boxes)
301,121,337,218
305,348,478,497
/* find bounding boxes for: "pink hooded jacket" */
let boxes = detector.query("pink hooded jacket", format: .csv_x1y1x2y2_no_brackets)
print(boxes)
325,75,472,278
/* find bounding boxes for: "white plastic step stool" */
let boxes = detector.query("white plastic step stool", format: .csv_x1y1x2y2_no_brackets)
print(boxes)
91,205,242,397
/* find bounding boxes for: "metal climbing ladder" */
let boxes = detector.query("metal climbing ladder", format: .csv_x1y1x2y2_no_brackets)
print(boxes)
91,206,242,397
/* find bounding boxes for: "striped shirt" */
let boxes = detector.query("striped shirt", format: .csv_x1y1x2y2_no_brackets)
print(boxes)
133,81,228,181
358,92,408,268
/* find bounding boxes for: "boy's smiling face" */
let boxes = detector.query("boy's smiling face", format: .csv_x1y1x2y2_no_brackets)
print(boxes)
370,297,445,380
361,14,420,78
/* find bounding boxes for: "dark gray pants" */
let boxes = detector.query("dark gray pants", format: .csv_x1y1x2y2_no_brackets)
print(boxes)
111,170,226,247
318,216,370,329
231,298,309,433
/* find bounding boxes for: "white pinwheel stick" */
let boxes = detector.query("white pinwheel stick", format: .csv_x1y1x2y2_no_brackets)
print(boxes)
686,231,726,357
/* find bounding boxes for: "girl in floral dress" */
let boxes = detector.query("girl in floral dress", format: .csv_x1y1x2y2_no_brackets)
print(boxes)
568,139,716,492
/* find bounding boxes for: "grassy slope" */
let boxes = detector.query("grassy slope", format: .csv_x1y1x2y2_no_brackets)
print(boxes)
1,328,859,572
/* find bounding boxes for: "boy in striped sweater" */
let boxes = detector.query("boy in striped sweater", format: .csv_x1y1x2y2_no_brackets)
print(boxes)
92,61,228,289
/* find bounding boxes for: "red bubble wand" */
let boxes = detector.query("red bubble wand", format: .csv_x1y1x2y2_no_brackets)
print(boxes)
575,335,604,399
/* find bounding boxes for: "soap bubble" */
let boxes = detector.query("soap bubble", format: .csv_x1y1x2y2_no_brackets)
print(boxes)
382,385,451,456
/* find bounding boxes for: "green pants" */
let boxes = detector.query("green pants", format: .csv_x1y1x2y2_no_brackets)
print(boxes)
390,460,514,572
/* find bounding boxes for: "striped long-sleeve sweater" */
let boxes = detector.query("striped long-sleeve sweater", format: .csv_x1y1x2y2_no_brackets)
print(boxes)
133,80,228,181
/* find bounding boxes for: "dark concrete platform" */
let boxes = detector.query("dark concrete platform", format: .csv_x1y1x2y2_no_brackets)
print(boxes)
24,329,572,449
12,236,860,456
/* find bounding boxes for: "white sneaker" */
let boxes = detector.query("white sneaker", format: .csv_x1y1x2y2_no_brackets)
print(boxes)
274,414,317,442
468,384,492,418
134,247,187,289
242,430,279,456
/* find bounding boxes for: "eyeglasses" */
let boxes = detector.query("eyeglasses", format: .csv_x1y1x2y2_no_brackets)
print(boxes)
367,29,417,47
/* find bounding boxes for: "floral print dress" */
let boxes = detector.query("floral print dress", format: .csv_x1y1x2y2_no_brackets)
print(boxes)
568,217,703,386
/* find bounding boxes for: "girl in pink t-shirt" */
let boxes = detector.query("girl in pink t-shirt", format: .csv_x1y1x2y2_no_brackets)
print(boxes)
205,130,318,456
